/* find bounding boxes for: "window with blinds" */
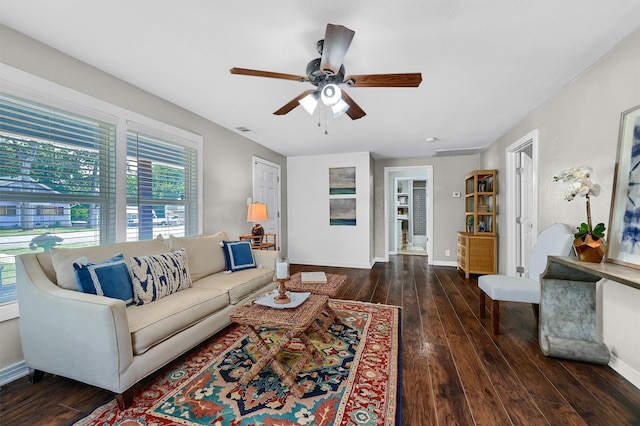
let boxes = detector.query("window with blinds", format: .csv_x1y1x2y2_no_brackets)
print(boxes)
0,91,201,306
0,93,117,304
125,130,198,241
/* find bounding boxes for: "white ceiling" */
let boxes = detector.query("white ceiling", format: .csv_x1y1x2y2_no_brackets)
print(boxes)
1,1,639,159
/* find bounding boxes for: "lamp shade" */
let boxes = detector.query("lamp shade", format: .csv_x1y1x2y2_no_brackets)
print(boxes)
331,98,350,117
247,203,268,222
298,91,319,115
320,84,342,106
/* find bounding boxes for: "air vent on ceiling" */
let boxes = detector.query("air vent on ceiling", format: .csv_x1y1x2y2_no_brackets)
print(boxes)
235,126,252,133
432,147,484,157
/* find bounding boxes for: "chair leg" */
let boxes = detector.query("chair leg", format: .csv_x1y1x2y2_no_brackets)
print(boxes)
492,300,500,335
479,291,486,319
532,303,540,327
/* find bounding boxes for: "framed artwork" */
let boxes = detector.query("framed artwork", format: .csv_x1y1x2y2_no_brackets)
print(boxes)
329,167,356,195
606,104,640,269
330,198,356,226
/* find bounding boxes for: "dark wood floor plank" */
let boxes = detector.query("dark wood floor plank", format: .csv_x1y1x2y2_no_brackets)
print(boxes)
402,351,438,426
2,258,639,425
513,331,627,426
427,343,475,425
560,360,640,425
447,334,513,425
418,267,449,347
443,291,549,423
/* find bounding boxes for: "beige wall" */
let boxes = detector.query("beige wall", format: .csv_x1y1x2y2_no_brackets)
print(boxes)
0,25,286,371
374,155,480,263
481,29,640,385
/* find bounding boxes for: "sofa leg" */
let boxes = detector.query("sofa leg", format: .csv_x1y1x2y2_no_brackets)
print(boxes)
479,292,486,319
28,368,44,384
115,388,135,410
492,300,500,335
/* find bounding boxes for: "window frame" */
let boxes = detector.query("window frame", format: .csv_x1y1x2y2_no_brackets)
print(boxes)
0,64,203,318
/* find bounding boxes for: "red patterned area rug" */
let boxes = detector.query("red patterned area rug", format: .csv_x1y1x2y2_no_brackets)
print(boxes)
75,300,401,425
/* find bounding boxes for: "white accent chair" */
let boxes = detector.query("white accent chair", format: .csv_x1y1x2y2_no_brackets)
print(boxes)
478,223,574,335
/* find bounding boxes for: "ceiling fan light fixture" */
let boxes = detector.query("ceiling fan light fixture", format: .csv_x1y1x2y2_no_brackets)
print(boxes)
321,84,342,106
331,98,350,117
298,92,319,115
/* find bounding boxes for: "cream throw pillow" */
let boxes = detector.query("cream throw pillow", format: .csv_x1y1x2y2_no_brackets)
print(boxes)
168,231,228,281
51,236,170,290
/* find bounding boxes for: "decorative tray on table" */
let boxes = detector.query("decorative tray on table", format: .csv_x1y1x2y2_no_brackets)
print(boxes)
254,290,311,309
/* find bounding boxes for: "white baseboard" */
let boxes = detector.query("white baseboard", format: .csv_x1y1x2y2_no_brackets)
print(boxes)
289,259,372,269
609,354,640,390
431,260,458,267
0,361,28,386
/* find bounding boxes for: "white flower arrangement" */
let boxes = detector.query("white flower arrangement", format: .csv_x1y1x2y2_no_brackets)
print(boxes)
553,166,605,240
553,166,601,201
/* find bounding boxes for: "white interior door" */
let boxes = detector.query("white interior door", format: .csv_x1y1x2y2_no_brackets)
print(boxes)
517,149,534,276
253,157,280,248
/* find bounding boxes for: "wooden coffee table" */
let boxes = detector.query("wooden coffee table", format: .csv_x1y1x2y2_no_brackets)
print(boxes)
286,272,347,332
229,293,331,398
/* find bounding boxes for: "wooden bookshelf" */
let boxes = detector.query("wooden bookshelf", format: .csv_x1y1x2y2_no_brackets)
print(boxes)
458,170,497,278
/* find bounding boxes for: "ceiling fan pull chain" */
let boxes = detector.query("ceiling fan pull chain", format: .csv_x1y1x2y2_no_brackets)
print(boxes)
325,106,329,135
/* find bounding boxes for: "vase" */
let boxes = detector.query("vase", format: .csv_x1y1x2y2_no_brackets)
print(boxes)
573,235,606,263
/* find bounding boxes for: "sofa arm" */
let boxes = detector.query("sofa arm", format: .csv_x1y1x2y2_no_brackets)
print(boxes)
16,253,133,391
253,249,281,269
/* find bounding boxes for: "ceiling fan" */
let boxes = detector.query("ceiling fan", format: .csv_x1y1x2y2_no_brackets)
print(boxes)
230,24,422,120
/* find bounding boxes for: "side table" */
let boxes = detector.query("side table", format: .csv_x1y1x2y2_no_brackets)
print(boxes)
229,293,330,398
286,272,346,332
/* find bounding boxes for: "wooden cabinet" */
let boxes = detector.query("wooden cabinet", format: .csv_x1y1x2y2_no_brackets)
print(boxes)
457,232,497,278
458,170,497,278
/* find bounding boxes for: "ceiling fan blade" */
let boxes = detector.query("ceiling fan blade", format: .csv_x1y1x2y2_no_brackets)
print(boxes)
341,91,366,120
344,73,422,87
320,24,355,76
230,67,308,82
273,90,316,115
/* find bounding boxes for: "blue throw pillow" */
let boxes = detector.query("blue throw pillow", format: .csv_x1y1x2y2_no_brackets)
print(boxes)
73,253,134,305
221,240,257,272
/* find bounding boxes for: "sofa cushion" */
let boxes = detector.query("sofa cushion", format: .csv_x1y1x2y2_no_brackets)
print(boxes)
168,231,228,281
193,267,275,304
221,240,257,272
73,253,134,305
126,287,230,355
130,249,192,305
51,236,170,290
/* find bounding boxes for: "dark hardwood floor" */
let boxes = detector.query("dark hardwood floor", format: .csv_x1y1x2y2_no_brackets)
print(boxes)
2,255,640,425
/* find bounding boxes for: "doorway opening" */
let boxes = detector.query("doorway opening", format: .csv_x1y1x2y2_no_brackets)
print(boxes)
384,166,433,262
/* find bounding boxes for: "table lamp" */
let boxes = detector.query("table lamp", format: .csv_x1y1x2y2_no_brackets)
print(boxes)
246,203,268,245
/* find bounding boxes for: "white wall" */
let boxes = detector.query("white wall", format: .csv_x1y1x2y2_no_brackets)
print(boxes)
288,152,372,268
481,29,640,388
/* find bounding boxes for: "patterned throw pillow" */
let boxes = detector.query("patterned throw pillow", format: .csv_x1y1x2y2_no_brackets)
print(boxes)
73,253,134,305
129,249,192,305
221,240,257,272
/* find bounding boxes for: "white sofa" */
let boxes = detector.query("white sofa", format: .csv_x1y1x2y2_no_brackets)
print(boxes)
15,231,277,409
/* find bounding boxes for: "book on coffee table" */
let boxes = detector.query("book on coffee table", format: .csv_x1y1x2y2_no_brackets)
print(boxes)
301,271,327,284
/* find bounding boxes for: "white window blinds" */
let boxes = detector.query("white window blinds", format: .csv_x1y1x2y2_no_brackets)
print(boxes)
126,129,198,241
0,93,117,304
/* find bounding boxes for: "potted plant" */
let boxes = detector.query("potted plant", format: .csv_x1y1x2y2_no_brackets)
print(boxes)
466,215,474,233
553,166,606,262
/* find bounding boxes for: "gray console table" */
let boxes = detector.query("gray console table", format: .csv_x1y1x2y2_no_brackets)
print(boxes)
539,256,640,364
